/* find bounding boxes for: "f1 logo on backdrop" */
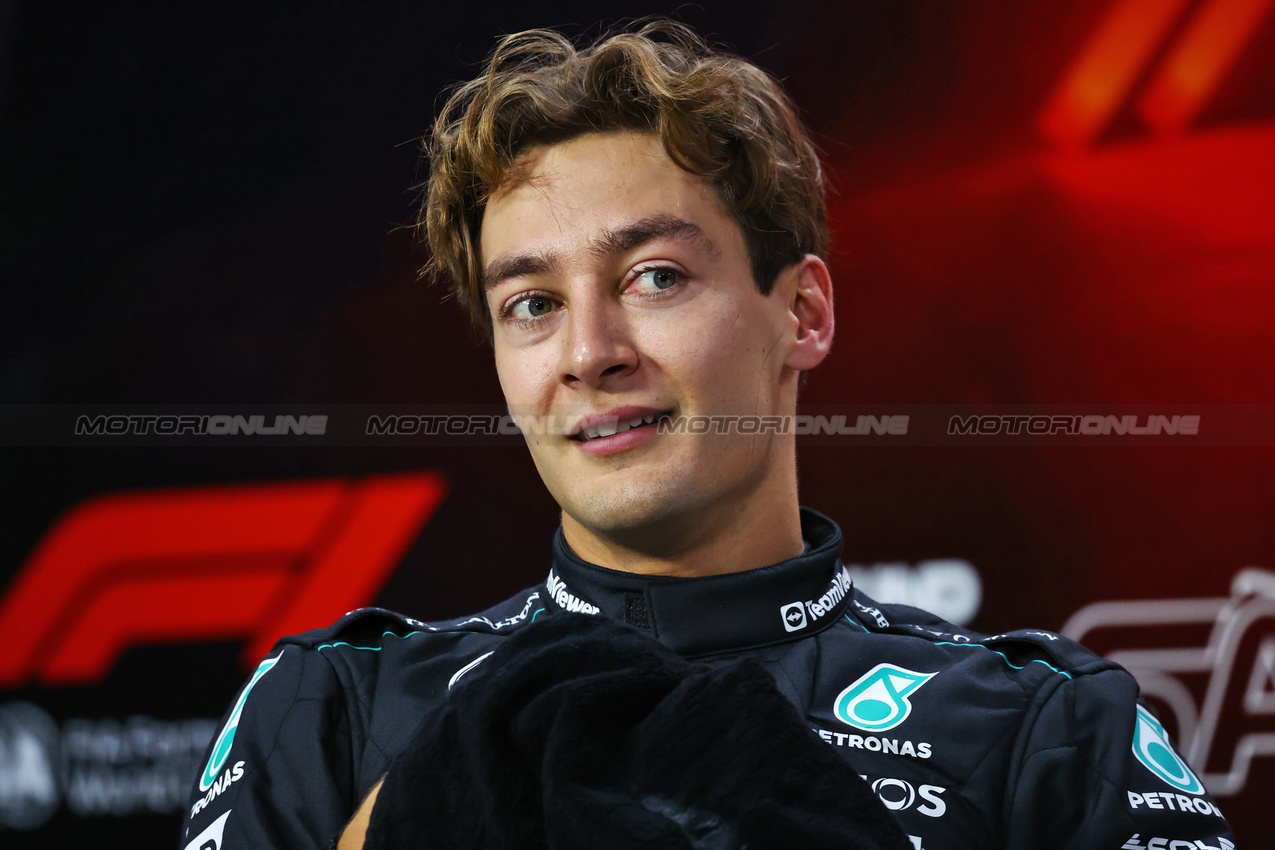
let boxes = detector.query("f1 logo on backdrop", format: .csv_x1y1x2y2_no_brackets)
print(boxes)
1063,567,1275,797
0,473,447,687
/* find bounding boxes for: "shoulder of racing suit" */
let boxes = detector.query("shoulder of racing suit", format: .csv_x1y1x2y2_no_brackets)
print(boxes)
178,588,544,850
826,591,1236,850
851,591,1121,678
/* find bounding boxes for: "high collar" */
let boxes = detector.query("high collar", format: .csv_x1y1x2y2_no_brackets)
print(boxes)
542,507,853,657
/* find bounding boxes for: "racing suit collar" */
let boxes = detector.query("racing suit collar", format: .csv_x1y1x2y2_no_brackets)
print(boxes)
543,507,853,656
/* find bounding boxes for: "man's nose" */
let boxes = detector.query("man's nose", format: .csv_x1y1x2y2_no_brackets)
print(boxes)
559,297,637,388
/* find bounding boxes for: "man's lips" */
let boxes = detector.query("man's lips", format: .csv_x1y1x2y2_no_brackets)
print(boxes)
569,407,674,442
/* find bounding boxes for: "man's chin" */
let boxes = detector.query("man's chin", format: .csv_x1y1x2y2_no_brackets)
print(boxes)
564,498,673,537
559,488,699,550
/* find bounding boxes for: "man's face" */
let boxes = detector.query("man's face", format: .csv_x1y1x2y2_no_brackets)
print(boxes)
480,131,803,551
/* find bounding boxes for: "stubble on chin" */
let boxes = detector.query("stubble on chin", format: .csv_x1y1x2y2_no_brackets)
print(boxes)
559,451,768,555
558,464,685,540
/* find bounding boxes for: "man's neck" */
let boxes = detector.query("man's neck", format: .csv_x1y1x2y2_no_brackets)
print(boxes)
560,491,806,578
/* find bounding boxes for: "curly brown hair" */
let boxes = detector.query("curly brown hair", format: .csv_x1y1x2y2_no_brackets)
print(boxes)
420,19,828,333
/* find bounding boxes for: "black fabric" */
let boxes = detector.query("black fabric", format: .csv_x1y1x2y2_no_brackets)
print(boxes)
544,508,853,656
623,591,651,631
365,613,911,850
180,511,1235,849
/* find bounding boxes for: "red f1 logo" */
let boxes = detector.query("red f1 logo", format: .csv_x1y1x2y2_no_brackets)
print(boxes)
0,473,447,687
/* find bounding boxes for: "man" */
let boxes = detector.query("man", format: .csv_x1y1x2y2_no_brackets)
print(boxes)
181,22,1236,850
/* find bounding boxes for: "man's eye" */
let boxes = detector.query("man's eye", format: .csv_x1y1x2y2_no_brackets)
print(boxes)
632,268,680,292
510,296,555,320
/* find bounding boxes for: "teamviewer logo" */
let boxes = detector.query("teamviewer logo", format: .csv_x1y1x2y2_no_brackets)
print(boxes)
781,602,807,632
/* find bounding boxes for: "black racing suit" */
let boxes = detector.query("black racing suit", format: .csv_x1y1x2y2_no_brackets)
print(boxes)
179,509,1236,850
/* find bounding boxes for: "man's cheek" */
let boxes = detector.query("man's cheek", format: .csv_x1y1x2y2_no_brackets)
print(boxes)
524,432,556,455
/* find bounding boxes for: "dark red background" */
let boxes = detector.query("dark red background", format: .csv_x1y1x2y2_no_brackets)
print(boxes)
2,1,1272,845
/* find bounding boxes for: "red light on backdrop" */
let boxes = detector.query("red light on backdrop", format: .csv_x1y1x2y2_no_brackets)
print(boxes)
1139,0,1275,133
1037,0,1189,147
1038,0,1273,146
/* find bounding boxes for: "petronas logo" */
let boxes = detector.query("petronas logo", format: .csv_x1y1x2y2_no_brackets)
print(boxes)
1132,705,1203,794
834,664,937,732
199,653,282,791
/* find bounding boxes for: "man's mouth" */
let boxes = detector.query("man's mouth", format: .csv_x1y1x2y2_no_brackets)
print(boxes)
570,410,673,442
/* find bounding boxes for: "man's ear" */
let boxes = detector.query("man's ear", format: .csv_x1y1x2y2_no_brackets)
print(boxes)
782,255,835,372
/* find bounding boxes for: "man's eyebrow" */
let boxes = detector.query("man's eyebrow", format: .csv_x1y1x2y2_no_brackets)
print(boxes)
482,252,560,292
481,215,718,291
591,215,720,261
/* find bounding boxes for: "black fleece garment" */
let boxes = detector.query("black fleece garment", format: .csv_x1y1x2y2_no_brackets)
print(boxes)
181,509,1235,849
365,612,911,850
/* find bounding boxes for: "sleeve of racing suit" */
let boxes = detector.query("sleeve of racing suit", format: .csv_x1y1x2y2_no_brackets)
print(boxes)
177,642,355,850
1003,666,1235,850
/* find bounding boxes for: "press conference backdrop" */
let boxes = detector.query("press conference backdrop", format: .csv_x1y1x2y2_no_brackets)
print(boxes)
2,1,1273,846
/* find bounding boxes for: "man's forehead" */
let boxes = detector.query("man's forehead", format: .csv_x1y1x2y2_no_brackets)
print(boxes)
496,131,674,194
480,132,732,272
